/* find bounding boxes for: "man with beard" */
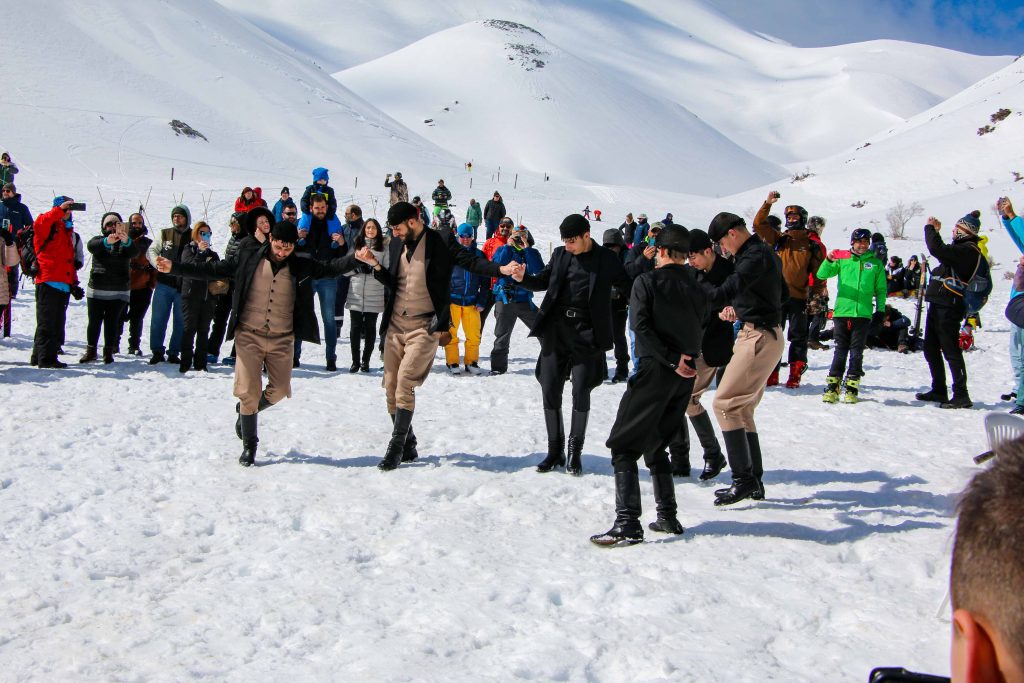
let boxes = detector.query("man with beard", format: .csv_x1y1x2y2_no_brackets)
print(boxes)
510,214,630,476
156,222,355,466
352,202,519,471
294,193,346,370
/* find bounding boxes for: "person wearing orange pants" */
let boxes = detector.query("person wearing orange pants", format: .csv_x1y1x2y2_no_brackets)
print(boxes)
445,224,489,374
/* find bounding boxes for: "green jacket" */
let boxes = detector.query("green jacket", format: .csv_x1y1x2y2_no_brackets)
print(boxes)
816,251,886,318
466,202,482,227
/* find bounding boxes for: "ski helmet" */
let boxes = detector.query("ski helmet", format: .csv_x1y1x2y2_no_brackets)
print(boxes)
784,205,808,229
850,228,872,243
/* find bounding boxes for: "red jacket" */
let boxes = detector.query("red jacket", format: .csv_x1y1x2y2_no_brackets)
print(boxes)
34,206,78,286
234,187,267,213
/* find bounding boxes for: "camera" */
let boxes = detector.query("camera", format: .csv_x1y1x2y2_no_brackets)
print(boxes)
69,202,87,212
771,191,781,199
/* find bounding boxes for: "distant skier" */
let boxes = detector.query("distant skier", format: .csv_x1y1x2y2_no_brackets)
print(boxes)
582,206,591,220
431,179,452,218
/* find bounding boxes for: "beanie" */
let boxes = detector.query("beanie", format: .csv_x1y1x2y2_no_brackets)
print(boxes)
388,201,418,226
281,186,290,195
956,210,982,236
708,212,745,242
559,214,590,239
53,195,72,208
101,212,123,229
457,223,475,238
271,221,299,243
171,206,189,220
655,225,689,252
688,228,713,253
602,228,625,248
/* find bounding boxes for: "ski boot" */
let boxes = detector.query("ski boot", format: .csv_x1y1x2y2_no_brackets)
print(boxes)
785,360,807,389
822,376,840,403
842,376,860,404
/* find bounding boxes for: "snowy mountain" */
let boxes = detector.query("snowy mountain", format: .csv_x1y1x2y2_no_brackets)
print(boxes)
336,20,786,195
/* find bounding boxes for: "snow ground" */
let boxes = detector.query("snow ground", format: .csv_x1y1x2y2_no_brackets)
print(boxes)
0,270,1001,681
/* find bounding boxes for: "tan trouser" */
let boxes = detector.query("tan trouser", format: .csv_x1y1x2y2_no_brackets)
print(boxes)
712,323,784,432
383,315,440,413
234,327,295,415
685,356,719,417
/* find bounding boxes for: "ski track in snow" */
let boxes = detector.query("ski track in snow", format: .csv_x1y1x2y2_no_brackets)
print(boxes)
0,278,996,680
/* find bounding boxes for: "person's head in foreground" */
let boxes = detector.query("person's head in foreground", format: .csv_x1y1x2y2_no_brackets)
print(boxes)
950,437,1024,682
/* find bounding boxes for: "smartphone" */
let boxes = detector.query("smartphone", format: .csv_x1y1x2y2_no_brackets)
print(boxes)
832,249,852,259
69,202,87,212
2,218,9,231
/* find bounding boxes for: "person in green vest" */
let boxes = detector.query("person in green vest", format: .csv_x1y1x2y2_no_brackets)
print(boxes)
817,227,887,403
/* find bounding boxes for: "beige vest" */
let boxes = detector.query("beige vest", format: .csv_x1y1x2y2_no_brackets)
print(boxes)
393,235,433,319
239,259,295,335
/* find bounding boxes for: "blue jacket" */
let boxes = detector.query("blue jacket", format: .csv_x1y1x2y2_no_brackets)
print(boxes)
492,244,543,305
449,245,489,306
272,198,296,222
632,219,650,246
0,193,34,235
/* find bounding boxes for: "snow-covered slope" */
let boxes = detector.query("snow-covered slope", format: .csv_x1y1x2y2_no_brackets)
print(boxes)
336,20,786,195
0,0,458,188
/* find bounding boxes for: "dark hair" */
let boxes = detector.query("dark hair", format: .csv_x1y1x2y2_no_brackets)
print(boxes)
310,193,328,206
357,218,384,251
951,437,1024,668
347,204,363,218
766,215,782,230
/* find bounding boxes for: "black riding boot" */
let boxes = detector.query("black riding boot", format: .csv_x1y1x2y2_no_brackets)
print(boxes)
648,472,684,534
691,411,725,481
379,408,413,471
537,409,565,472
566,409,588,476
590,471,644,546
714,429,759,506
391,413,419,462
746,431,765,500
239,413,258,467
669,421,691,477
236,393,272,439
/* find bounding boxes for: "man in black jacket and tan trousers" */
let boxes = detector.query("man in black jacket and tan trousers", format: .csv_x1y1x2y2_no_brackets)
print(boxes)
353,202,515,471
510,214,630,476
591,225,709,547
157,221,354,467
703,213,787,506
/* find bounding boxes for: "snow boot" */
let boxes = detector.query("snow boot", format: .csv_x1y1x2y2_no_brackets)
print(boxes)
590,471,644,547
1001,390,1018,402
714,429,759,506
785,360,807,389
178,350,192,373
611,362,629,383
746,431,765,501
446,363,462,375
822,375,841,403
349,361,360,373
537,409,566,472
379,408,413,471
167,353,181,364
916,388,948,403
465,362,486,376
842,376,860,404
102,346,115,364
940,393,974,410
239,413,258,467
566,409,588,476
766,368,780,387
78,345,98,363
148,350,165,365
669,420,691,477
648,472,685,535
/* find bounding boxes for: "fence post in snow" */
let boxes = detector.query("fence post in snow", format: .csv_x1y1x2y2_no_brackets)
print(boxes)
514,174,518,189
171,167,175,181
355,176,358,189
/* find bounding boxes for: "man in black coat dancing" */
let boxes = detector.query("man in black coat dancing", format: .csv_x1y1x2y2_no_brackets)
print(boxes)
510,214,630,476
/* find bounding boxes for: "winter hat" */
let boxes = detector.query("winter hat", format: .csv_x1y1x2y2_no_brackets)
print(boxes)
281,186,290,195
708,212,745,242
53,195,72,208
871,232,886,244
312,167,330,183
394,172,402,179
388,201,418,226
101,212,123,229
688,228,713,253
457,223,475,238
655,225,689,252
807,216,826,234
956,210,982,236
244,207,275,236
649,221,666,233
602,228,626,248
271,221,299,244
559,214,590,239
637,213,648,221
171,205,191,224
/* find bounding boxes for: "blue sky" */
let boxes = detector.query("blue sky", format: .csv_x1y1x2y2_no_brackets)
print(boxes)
711,0,1024,56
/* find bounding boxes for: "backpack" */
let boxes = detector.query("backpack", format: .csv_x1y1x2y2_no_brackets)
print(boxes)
940,244,992,313
17,224,58,278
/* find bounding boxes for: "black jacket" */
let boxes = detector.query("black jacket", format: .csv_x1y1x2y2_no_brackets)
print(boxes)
702,235,787,328
86,235,141,292
301,183,337,220
170,241,352,344
484,199,506,222
371,229,501,337
630,263,708,368
618,220,637,242
924,226,981,310
624,241,655,277
180,243,220,301
695,255,736,367
518,244,629,351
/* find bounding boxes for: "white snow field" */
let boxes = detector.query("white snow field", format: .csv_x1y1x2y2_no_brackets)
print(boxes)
2,0,1023,680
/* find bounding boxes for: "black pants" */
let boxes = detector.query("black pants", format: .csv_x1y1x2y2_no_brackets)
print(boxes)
490,300,538,373
924,304,967,395
349,310,379,364
33,284,70,364
611,306,630,371
181,294,215,370
828,317,871,378
808,312,826,343
535,317,605,412
781,297,809,365
120,287,153,350
86,298,127,351
606,359,696,473
207,292,232,357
